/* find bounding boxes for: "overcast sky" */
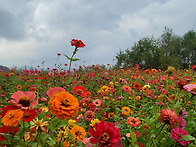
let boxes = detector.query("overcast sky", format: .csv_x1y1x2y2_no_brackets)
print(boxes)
0,0,196,69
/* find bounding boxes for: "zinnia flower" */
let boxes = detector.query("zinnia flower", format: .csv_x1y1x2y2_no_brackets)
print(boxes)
99,85,110,94
73,86,87,97
191,65,196,71
93,99,102,106
46,87,65,98
89,120,121,147
2,109,24,126
121,106,132,115
48,91,79,119
183,84,196,95
0,125,19,142
170,128,189,146
84,110,95,121
22,109,38,122
178,116,185,128
70,39,86,48
158,109,179,128
70,125,86,141
126,117,141,127
9,91,37,109
1,105,19,117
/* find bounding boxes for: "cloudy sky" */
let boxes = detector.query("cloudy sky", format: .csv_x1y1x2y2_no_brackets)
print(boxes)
0,0,196,69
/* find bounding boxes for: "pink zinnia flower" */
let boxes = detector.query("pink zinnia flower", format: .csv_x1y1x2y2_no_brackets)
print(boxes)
126,117,141,127
9,91,37,109
46,87,65,98
183,84,196,95
93,99,102,106
84,110,95,121
170,128,189,146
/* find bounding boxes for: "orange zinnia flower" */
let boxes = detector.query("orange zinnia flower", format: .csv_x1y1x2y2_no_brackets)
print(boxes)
70,125,86,141
122,106,132,115
133,82,141,90
135,96,141,101
2,109,24,127
49,91,79,119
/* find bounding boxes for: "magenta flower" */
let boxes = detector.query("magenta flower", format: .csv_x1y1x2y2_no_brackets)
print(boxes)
178,116,185,128
170,128,189,146
9,91,37,109
183,84,196,95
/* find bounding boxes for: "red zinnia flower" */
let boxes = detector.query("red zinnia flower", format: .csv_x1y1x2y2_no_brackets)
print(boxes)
73,86,87,97
70,39,85,48
89,120,121,147
0,125,19,142
158,109,179,128
133,82,141,90
22,109,38,122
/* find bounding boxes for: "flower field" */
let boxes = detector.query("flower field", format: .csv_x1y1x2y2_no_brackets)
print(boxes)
0,64,195,147
0,40,196,147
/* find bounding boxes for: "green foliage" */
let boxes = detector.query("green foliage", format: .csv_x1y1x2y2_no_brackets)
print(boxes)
115,27,196,69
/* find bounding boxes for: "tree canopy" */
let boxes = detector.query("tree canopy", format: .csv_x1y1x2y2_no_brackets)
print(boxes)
115,27,196,69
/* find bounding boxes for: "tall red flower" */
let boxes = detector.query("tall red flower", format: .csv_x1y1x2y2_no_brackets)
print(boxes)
70,39,85,48
89,120,121,147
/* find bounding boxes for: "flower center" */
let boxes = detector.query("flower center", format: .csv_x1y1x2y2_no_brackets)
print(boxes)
62,99,70,107
87,114,92,118
75,131,82,137
77,89,83,94
101,132,110,142
19,96,30,107
177,133,183,137
132,118,136,123
75,41,81,47
24,112,30,118
8,112,15,119
191,88,196,92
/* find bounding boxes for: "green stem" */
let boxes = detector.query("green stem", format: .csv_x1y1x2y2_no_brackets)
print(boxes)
150,123,166,147
68,47,78,71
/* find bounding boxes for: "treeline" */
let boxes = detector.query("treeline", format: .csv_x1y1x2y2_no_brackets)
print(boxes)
115,27,196,69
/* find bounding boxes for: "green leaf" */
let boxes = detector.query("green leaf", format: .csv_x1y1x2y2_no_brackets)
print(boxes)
71,58,80,61
179,135,195,141
64,54,71,60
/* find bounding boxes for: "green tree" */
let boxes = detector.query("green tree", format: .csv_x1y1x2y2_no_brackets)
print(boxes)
180,30,196,68
158,27,182,69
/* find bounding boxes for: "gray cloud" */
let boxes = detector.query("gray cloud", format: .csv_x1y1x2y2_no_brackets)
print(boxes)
0,0,196,69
